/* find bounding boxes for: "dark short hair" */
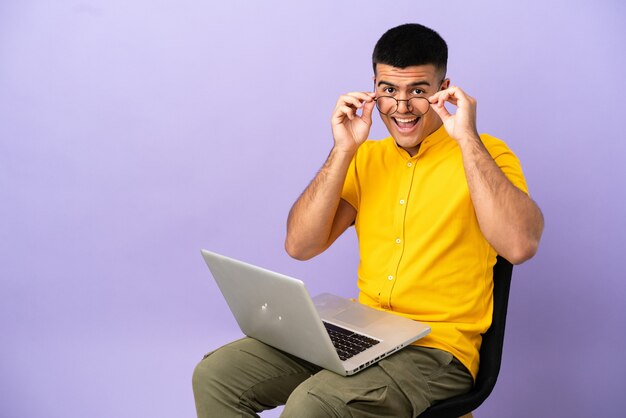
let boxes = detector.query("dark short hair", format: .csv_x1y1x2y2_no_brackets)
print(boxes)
372,23,448,76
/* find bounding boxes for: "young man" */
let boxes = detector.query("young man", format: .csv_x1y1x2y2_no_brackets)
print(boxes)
193,23,544,417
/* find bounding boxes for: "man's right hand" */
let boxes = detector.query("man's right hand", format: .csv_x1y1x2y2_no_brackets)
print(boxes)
286,91,371,260
331,92,376,154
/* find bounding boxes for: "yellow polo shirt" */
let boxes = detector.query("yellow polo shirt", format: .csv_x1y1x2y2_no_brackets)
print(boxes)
341,125,528,380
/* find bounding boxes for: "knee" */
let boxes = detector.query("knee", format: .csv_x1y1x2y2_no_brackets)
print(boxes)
192,350,231,395
192,349,243,417
191,355,211,392
282,382,338,418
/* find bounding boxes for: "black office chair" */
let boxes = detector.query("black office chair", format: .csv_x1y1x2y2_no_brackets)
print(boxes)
419,256,514,418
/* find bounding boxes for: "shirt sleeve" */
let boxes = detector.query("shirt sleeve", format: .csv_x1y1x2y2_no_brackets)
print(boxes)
480,134,529,195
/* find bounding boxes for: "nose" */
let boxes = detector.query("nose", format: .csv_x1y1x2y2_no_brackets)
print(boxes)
397,99,411,114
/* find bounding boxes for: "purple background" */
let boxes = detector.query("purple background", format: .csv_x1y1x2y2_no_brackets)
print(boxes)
1,1,624,417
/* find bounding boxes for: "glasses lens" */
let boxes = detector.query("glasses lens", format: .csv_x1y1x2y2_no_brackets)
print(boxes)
376,97,397,115
408,97,430,116
376,97,430,116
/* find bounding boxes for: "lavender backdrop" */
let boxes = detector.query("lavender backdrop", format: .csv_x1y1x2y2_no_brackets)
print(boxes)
1,1,624,417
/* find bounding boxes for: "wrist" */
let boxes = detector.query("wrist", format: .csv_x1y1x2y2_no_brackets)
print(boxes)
455,130,481,147
331,142,358,158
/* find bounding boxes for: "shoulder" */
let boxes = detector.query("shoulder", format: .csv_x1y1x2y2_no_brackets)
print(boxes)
479,133,518,159
479,133,529,193
355,137,396,158
352,138,399,171
360,137,394,150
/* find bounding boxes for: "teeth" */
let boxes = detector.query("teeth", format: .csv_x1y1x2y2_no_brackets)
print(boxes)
395,117,417,123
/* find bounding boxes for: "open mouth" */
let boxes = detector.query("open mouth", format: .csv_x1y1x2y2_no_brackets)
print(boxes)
393,116,420,131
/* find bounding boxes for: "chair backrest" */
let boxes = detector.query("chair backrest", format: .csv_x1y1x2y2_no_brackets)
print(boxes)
419,256,514,418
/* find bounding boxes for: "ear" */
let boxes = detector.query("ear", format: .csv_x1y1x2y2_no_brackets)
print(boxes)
440,78,451,91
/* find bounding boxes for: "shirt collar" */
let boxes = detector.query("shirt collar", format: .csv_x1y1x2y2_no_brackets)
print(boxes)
389,124,450,161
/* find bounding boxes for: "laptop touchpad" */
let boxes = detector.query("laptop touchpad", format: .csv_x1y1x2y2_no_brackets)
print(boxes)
333,305,381,328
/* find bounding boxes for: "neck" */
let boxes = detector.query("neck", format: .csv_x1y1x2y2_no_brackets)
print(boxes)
400,119,443,157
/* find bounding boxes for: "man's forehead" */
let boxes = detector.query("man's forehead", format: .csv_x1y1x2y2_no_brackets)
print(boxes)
374,63,441,84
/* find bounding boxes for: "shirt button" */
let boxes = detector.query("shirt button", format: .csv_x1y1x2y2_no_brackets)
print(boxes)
399,199,405,205
407,162,413,167
388,275,394,281
395,238,401,244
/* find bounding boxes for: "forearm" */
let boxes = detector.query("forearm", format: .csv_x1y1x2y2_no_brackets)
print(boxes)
458,135,544,264
285,146,355,260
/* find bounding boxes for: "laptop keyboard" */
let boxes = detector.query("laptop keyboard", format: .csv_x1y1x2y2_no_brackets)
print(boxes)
323,321,380,361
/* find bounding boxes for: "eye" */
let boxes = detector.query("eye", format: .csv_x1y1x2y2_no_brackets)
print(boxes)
411,88,425,96
383,87,396,95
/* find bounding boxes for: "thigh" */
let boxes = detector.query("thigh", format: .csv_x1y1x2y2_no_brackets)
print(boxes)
193,337,321,418
281,346,472,418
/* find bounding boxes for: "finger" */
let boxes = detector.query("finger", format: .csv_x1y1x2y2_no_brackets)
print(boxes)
429,90,446,107
360,100,375,125
339,92,374,109
429,88,448,102
339,95,365,110
434,91,450,108
331,106,353,123
436,92,457,109
447,86,467,106
337,105,357,120
429,100,451,120
450,87,477,109
333,92,375,124
442,95,458,108
429,88,459,105
346,91,376,103
447,85,468,98
442,86,471,106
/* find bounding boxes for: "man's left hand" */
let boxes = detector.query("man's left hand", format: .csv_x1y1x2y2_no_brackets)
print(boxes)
429,86,479,143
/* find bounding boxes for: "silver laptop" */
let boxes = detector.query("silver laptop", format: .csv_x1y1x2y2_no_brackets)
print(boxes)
201,249,430,376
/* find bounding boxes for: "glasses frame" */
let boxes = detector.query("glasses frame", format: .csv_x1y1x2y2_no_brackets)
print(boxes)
373,96,431,117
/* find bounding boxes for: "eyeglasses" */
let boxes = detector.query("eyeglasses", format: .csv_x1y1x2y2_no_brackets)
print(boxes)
374,96,431,117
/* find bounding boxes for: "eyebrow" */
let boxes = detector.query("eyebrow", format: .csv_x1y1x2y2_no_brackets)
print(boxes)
377,80,432,88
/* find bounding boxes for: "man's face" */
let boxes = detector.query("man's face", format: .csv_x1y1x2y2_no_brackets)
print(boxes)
374,63,449,156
